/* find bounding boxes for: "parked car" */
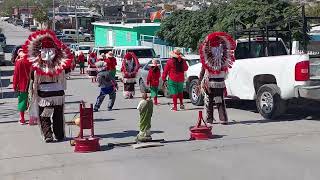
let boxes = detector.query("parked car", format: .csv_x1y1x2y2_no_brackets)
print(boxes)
112,46,160,71
22,21,30,28
0,46,5,65
75,44,92,57
0,33,6,47
62,29,92,42
14,19,23,26
69,43,79,53
186,37,320,119
91,46,113,59
29,25,37,32
60,37,76,46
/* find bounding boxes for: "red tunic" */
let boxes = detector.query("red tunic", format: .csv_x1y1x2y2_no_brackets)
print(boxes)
105,57,117,71
88,53,97,67
147,68,161,87
162,58,188,82
13,58,32,92
78,54,85,63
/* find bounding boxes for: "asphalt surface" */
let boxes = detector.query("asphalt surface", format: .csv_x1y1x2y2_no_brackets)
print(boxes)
1,21,320,180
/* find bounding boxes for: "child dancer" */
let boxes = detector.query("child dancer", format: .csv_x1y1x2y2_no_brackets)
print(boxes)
147,60,161,105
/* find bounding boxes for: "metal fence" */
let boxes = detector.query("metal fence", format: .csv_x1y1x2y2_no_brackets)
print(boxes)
139,35,191,58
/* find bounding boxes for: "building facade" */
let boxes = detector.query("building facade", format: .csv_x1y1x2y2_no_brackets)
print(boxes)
92,22,160,47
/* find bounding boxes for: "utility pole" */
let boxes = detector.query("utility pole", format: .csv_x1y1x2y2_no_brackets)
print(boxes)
75,1,79,44
52,0,56,31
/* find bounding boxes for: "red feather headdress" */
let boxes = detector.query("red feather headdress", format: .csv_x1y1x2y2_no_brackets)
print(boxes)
199,32,236,75
22,29,74,76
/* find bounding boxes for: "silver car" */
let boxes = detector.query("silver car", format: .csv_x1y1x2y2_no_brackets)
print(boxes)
137,57,200,97
137,59,169,97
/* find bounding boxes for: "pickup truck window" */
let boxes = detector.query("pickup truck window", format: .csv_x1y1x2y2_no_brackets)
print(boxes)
235,41,287,59
128,49,156,58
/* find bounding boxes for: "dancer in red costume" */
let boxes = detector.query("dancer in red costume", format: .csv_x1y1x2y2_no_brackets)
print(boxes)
13,49,32,125
88,52,97,82
162,49,188,111
147,59,161,105
121,52,140,99
78,51,85,74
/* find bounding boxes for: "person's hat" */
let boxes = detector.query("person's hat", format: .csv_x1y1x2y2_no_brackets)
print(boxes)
170,48,183,58
106,51,114,58
95,61,107,72
148,59,160,67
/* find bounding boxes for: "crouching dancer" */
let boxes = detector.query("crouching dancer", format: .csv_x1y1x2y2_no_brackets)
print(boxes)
94,61,118,112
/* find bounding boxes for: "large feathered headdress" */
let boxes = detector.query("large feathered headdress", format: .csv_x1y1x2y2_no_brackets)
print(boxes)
22,29,74,76
199,32,236,75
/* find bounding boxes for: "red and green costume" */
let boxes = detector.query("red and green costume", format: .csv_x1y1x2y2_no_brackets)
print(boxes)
162,54,188,111
105,57,117,78
147,66,161,105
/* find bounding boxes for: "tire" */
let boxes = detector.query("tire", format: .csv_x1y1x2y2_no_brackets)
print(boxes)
256,84,287,120
189,79,204,106
84,37,90,42
139,79,148,93
162,81,171,98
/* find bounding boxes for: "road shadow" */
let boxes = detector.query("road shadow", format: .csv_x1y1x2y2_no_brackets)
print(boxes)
94,118,115,122
97,130,164,139
227,112,320,125
65,100,82,105
112,107,138,111
226,100,258,113
67,77,89,80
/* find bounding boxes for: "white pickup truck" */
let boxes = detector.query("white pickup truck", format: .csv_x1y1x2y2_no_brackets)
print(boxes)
186,37,320,119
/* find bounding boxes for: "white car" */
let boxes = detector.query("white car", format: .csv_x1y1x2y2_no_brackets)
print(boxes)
112,46,160,71
75,45,92,57
91,46,113,59
186,37,320,119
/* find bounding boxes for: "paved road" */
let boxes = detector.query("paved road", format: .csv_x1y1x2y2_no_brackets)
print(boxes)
0,21,31,62
1,23,320,180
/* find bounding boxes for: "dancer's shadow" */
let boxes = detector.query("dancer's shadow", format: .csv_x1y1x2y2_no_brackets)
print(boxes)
97,130,164,139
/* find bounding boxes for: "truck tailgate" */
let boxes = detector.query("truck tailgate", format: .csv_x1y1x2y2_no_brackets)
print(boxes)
310,55,320,80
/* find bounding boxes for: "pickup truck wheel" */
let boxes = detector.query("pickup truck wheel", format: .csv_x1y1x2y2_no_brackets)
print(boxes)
256,84,287,120
189,79,204,106
84,37,90,42
139,79,148,93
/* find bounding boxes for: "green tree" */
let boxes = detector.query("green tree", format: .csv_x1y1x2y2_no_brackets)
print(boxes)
33,8,49,28
157,0,303,50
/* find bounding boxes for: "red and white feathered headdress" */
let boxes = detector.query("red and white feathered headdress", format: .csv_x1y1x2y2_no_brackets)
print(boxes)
199,32,236,75
22,29,74,76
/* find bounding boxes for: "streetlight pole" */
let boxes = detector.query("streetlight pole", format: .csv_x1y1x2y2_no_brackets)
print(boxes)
52,0,55,31
75,1,79,44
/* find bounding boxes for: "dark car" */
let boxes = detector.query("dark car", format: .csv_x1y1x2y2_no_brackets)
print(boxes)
14,19,23,26
23,21,30,28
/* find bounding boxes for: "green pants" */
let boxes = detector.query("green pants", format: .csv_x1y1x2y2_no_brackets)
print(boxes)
168,79,184,95
110,69,116,78
17,92,28,112
79,62,85,68
150,86,159,98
